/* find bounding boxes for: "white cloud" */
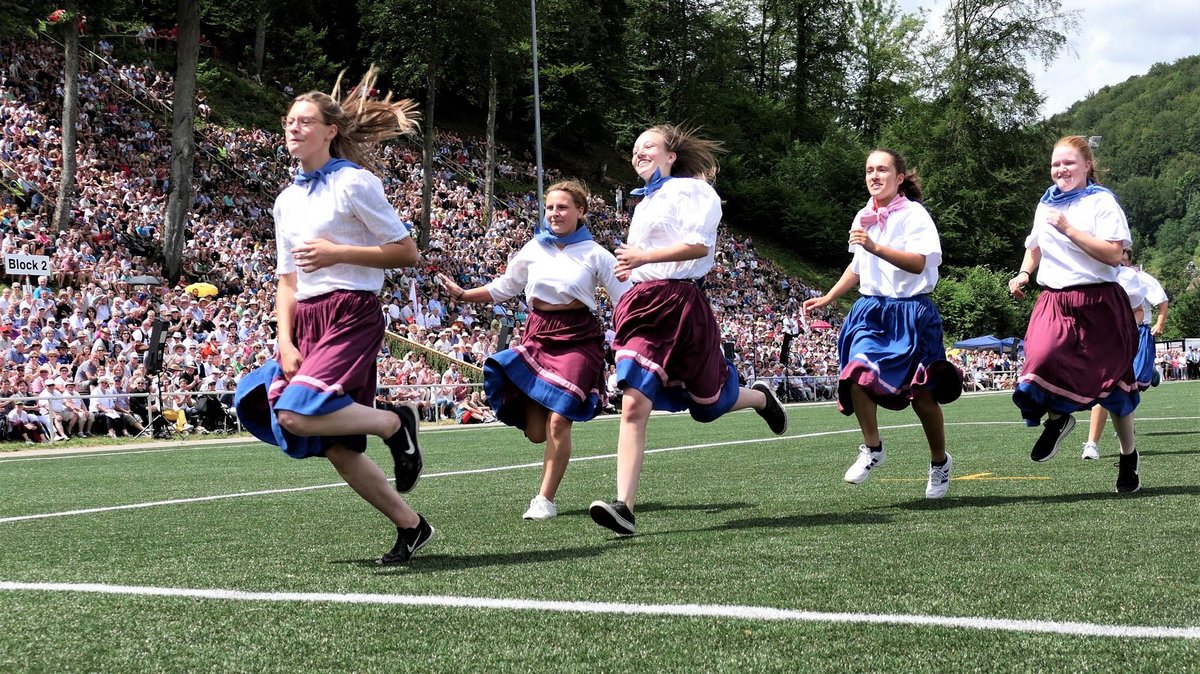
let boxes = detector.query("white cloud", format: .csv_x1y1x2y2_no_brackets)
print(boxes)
898,0,1200,116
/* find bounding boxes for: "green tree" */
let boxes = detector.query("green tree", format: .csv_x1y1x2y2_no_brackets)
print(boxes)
360,0,469,249
46,0,81,233
885,0,1076,268
932,265,1027,341
1164,288,1200,340
844,0,924,139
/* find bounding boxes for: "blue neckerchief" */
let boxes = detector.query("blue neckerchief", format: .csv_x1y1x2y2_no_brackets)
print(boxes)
535,217,593,246
1039,181,1116,207
630,167,674,198
293,157,360,193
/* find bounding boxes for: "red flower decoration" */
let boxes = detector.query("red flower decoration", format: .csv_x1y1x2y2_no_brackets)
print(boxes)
47,9,66,23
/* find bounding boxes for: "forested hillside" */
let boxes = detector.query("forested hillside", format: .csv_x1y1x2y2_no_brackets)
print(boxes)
1056,54,1200,302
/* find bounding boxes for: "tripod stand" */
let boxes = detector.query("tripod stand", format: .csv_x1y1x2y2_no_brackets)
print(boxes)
135,321,172,439
133,372,171,439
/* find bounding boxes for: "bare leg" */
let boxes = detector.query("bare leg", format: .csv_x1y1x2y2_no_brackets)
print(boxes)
524,399,548,444
1088,405,1108,444
729,386,767,412
539,413,573,501
911,388,946,463
325,445,419,528
277,402,401,440
616,388,652,509
850,384,880,446
1111,413,1136,455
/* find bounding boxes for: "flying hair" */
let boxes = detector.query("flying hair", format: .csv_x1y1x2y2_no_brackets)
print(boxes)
647,124,723,183
291,65,419,171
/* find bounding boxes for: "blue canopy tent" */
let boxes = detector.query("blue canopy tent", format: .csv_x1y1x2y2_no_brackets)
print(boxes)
1000,337,1025,354
952,335,1002,351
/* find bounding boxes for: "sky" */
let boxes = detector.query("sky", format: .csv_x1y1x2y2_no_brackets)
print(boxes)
897,0,1200,117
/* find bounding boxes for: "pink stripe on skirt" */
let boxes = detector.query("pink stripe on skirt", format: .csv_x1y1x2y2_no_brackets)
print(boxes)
1018,283,1137,411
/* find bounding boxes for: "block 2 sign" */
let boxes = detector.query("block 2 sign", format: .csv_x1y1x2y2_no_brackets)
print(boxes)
3,253,51,276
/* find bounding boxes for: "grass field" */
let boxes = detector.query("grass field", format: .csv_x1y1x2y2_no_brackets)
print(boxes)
2,384,1198,672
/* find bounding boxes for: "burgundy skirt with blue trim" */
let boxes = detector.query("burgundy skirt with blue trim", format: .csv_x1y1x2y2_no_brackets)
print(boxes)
836,294,962,415
483,307,606,428
234,290,383,458
612,279,740,422
1013,283,1138,424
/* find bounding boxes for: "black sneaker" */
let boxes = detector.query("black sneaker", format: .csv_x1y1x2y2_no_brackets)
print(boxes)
751,382,788,435
376,514,436,565
1116,450,1141,493
386,406,423,493
1031,414,1076,462
589,500,636,536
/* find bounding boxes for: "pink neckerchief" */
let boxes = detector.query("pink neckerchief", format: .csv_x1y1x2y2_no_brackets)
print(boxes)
856,193,910,232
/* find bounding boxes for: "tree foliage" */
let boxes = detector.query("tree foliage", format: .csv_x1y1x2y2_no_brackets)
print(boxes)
1055,53,1200,334
932,265,1032,341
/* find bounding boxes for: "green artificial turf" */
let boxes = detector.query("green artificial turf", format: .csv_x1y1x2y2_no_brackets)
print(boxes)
2,385,1197,672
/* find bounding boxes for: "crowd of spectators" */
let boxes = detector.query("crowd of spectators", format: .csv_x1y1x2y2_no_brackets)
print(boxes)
947,350,1022,392
1,36,849,440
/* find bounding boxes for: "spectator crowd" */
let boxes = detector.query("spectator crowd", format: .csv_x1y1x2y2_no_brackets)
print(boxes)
9,34,1043,443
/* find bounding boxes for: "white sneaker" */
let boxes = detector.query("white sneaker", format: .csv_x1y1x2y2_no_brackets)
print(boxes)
925,453,953,499
844,444,886,484
522,495,557,520
1081,441,1100,460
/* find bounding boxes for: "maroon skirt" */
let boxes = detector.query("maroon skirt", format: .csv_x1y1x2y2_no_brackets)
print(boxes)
1013,283,1139,423
483,307,606,427
612,279,740,421
270,290,384,456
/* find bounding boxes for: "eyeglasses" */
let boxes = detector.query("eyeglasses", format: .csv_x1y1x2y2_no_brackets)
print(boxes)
280,115,327,130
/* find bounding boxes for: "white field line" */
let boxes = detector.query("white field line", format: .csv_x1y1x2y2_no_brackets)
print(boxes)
0,581,1196,640
0,426,862,524
0,443,254,464
4,405,1197,465
4,416,1197,525
0,423,513,464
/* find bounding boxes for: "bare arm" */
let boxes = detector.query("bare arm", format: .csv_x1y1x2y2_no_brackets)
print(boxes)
614,242,709,281
803,264,860,313
1008,247,1042,300
292,238,419,272
435,273,498,305
1152,301,1168,337
275,272,301,379
850,230,926,275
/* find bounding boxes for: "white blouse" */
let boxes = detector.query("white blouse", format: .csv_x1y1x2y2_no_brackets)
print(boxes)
627,178,721,282
485,238,630,311
849,200,942,298
1025,191,1130,289
1118,266,1167,324
274,167,410,301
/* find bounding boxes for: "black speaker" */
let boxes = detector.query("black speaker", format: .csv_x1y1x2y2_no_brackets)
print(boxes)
497,324,513,349
144,318,168,375
779,333,794,365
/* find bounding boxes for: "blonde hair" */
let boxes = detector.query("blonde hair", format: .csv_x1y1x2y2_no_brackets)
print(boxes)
291,65,419,171
1053,135,1099,184
647,124,723,183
